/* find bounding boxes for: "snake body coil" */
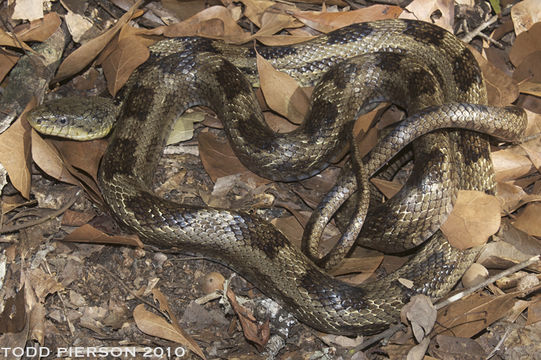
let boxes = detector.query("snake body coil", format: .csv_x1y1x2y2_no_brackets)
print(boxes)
28,19,527,335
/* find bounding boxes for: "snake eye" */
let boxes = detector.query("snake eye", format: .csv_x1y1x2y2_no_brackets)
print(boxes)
57,117,68,126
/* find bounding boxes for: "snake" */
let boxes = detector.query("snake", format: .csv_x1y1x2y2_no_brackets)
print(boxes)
27,19,527,335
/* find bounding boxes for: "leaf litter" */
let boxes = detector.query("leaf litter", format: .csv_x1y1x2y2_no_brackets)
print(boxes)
0,0,540,359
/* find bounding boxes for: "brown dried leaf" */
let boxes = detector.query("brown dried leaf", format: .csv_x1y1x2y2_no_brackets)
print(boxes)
133,304,206,359
509,21,541,67
292,5,403,33
63,224,144,247
26,268,64,303
226,288,270,350
441,190,501,250
31,130,79,186
430,335,487,359
0,29,33,51
271,216,304,248
400,0,454,31
61,209,96,227
370,178,402,199
492,147,534,182
14,12,62,42
237,0,275,28
512,202,541,237
526,298,541,325
434,291,519,338
0,52,19,84
510,0,541,36
55,0,144,81
0,104,33,199
161,5,251,43
101,35,150,96
520,139,541,171
256,52,310,124
198,131,270,185
470,46,519,106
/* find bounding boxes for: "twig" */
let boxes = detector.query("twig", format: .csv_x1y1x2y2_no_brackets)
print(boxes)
349,255,540,352
351,323,405,352
485,327,511,359
0,189,81,234
434,255,540,310
460,15,499,44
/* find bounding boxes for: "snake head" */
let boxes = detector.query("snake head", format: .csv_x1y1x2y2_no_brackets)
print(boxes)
26,96,118,141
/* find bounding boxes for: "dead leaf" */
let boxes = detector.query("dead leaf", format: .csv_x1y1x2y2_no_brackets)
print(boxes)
226,288,270,350
256,52,310,124
12,0,43,21
63,224,144,247
14,12,62,42
31,130,79,186
55,0,144,81
133,304,206,359
161,5,252,43
370,178,402,199
292,5,403,33
492,147,534,182
198,131,270,185
0,103,34,199
441,190,501,250
526,298,541,325
400,0,454,31
510,0,541,36
168,111,206,145
101,35,150,96
0,52,20,84
512,202,541,237
429,335,487,359
434,291,519,338
509,21,541,67
470,46,519,106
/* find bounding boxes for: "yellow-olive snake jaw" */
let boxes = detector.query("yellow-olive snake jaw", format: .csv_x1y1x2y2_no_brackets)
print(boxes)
27,19,527,335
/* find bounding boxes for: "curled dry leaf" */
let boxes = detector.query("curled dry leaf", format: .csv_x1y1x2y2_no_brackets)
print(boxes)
292,5,403,33
198,131,270,186
54,0,144,81
440,190,501,250
492,147,534,182
401,295,436,343
100,35,150,96
14,12,62,42
434,291,519,338
400,0,453,31
256,51,310,124
470,46,519,106
63,224,144,248
226,288,270,350
510,0,541,36
509,21,541,67
512,202,541,237
0,103,34,198
133,304,206,360
162,5,251,43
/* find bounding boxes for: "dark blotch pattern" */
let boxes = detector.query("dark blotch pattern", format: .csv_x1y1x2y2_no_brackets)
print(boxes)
248,217,286,260
101,138,138,181
122,86,155,123
213,60,252,102
407,69,438,100
375,52,404,71
452,48,482,93
403,20,446,46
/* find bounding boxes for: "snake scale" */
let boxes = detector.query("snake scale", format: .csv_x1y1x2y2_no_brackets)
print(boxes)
28,19,527,335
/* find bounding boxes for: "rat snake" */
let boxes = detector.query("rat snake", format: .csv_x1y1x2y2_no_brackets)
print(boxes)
28,19,527,335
